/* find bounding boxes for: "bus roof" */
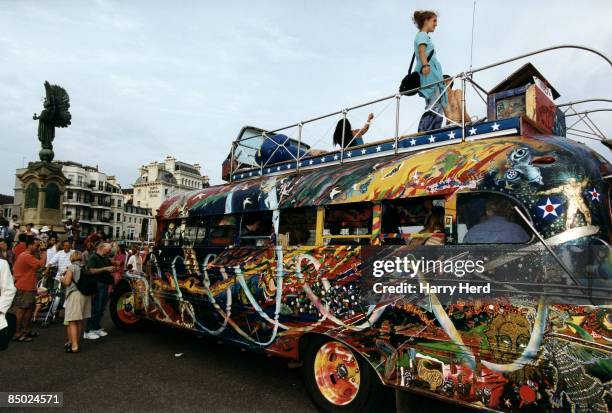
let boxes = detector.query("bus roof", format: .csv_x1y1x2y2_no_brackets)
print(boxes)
158,132,609,220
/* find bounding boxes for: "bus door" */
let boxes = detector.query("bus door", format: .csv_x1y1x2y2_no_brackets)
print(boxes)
228,211,277,343
190,215,239,334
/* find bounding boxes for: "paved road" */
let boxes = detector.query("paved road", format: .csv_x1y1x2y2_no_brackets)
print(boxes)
1,315,463,413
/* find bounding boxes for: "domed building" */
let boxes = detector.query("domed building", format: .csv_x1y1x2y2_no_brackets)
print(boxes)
132,155,209,216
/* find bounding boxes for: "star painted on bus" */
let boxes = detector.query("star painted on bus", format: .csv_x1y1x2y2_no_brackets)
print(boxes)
537,197,561,218
588,187,600,201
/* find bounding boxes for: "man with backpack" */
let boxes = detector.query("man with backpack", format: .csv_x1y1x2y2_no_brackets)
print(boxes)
83,243,117,340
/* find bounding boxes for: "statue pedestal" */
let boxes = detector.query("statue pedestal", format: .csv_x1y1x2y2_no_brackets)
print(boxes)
17,161,67,233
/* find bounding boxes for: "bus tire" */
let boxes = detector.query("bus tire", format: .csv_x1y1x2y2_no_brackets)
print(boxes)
302,337,390,413
110,282,143,331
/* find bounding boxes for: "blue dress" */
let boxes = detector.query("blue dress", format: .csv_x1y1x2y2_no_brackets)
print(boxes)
413,32,448,108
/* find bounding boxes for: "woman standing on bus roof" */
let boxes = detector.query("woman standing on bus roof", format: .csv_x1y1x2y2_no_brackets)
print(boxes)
333,112,374,150
413,10,448,132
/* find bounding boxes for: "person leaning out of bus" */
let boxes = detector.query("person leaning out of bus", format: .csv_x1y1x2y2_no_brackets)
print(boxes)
413,10,448,132
60,251,91,353
333,113,374,150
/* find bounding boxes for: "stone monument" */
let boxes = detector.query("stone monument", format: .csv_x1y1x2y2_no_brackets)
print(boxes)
17,81,71,230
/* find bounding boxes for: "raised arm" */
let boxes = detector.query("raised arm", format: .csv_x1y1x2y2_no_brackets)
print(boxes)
354,113,374,138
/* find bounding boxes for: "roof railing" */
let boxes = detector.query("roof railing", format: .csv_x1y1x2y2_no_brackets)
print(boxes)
230,45,611,182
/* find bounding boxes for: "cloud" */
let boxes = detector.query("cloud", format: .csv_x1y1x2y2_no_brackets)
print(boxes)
0,0,610,197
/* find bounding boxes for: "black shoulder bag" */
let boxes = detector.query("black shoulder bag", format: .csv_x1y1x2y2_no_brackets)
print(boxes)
75,264,98,296
399,49,435,95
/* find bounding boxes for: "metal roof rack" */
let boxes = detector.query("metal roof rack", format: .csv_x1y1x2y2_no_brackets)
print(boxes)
229,45,611,182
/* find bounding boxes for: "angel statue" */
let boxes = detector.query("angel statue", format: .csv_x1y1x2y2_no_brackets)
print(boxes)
33,81,71,162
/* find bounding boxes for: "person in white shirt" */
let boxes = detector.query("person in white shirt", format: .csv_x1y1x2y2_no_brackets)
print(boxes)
127,244,143,273
9,215,19,231
45,240,74,280
0,259,17,351
45,236,58,267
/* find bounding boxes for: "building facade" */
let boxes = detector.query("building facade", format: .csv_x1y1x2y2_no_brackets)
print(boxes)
60,161,120,235
122,203,152,244
0,194,14,220
132,155,209,214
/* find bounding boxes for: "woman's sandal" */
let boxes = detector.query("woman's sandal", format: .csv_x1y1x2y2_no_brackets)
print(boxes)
25,331,40,338
13,335,33,343
64,342,71,350
65,347,80,353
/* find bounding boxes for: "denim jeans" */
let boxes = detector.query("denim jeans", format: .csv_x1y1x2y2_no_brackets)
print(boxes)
86,282,109,332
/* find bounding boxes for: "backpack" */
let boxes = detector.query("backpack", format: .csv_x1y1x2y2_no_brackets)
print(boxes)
75,264,98,296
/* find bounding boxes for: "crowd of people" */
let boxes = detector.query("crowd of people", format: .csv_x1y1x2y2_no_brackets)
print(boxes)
0,215,152,353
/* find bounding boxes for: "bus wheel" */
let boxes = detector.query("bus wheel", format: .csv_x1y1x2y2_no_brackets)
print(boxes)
110,282,142,331
303,338,389,413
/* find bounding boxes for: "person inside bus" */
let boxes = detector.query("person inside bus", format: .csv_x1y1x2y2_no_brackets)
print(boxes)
241,215,271,247
381,203,405,245
332,113,374,150
409,206,445,246
463,200,530,244
413,10,448,132
442,75,471,125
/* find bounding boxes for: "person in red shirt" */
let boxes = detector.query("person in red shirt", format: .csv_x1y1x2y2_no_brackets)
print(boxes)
12,233,27,258
11,237,46,342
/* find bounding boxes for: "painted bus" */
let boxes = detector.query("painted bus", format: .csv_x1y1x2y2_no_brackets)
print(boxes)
110,59,612,412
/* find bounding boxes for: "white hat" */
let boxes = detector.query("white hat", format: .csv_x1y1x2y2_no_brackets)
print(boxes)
40,226,50,233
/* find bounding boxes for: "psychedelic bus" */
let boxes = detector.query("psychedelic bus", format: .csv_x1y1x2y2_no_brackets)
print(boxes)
110,51,612,412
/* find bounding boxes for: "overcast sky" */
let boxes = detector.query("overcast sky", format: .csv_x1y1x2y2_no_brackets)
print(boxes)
0,0,610,195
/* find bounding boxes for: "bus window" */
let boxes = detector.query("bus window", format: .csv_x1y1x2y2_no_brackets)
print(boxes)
190,219,208,246
279,207,316,246
240,211,273,246
381,198,445,245
209,215,238,247
182,219,208,247
457,193,531,244
324,203,372,245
